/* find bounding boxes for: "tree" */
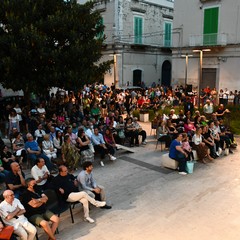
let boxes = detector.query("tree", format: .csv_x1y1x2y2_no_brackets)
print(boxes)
0,0,112,97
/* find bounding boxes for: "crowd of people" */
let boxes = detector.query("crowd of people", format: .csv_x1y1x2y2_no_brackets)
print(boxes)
0,82,238,238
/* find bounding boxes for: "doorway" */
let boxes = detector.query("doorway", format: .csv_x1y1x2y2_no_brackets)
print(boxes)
161,60,171,86
202,68,216,89
133,69,142,87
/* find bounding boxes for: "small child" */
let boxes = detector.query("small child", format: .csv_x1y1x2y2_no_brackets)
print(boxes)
182,133,194,161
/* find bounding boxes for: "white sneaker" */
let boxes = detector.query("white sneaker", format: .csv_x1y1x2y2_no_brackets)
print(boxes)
142,141,147,145
95,201,106,207
84,217,95,223
100,161,104,167
179,172,187,175
218,148,222,155
110,155,117,161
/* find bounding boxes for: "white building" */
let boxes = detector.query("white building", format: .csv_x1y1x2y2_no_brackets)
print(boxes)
172,0,240,92
78,0,174,88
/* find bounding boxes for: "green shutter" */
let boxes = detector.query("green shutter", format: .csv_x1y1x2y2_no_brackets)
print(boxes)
203,7,219,45
96,17,104,39
164,22,171,47
134,17,143,44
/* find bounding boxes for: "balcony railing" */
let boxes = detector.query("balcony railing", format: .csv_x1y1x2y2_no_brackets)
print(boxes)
110,33,172,48
189,33,227,47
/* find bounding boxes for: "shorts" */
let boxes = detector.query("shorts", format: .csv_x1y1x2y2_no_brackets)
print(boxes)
29,210,54,226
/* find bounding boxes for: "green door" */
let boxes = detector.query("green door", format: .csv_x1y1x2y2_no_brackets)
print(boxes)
203,7,219,45
134,17,143,44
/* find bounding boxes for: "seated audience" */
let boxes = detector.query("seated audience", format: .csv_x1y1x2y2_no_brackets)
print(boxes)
132,117,147,145
25,133,55,171
157,121,172,149
61,135,80,171
12,132,27,167
21,178,59,240
31,158,51,194
50,165,106,224
169,133,188,175
77,161,112,209
42,134,57,160
182,133,194,161
91,127,116,167
1,145,16,171
192,127,214,163
77,128,94,164
0,190,37,240
125,118,139,147
53,130,63,157
5,162,26,199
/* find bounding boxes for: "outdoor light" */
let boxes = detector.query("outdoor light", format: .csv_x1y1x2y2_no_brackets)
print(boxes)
181,53,193,90
193,49,211,109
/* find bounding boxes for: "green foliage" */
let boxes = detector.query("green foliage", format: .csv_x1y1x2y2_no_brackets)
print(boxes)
0,0,111,96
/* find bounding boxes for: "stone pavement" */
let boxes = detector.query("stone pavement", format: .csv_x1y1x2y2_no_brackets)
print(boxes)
4,122,240,240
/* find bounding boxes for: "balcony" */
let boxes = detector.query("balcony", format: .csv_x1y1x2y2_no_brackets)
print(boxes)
111,33,171,48
189,33,227,47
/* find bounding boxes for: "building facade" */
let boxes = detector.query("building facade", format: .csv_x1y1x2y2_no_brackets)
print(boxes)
172,0,240,92
78,0,174,88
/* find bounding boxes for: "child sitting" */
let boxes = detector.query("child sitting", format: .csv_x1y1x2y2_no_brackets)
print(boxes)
182,133,194,161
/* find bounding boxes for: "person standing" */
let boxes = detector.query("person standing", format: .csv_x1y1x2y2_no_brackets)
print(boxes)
0,190,37,240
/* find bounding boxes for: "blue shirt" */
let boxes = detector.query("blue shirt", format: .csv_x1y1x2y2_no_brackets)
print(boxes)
25,140,39,151
91,133,105,146
169,139,181,159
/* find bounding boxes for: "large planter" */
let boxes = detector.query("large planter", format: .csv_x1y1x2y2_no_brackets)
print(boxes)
139,112,149,122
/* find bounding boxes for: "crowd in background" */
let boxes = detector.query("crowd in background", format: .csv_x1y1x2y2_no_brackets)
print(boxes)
0,82,238,238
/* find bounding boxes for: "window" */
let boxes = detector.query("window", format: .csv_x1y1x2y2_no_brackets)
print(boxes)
134,16,143,44
96,17,104,39
203,7,219,45
164,22,172,47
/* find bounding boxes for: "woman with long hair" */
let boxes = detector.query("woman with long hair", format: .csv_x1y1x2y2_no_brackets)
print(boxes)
77,128,94,164
53,130,63,157
192,127,214,163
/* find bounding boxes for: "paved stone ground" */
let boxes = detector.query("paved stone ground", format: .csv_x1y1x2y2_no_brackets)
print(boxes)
4,122,240,240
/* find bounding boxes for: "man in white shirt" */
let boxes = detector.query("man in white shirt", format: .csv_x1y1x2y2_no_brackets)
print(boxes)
34,124,46,143
31,157,50,194
0,190,36,240
203,99,214,119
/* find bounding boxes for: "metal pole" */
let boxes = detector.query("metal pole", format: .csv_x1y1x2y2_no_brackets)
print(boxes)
113,54,117,88
185,54,189,90
198,50,203,109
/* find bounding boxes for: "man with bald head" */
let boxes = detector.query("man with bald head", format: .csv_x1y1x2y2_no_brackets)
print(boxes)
5,162,26,198
0,190,36,240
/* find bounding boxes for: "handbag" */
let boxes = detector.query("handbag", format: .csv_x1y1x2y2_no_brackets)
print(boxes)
118,130,125,139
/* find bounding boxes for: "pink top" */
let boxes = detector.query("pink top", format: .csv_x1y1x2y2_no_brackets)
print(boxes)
182,141,191,152
184,123,196,133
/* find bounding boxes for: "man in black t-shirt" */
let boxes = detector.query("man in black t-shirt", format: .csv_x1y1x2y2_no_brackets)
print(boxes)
5,162,26,199
21,178,59,240
50,165,106,224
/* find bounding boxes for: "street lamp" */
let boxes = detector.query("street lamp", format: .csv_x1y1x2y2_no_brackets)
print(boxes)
193,49,211,109
181,53,193,91
109,53,121,88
